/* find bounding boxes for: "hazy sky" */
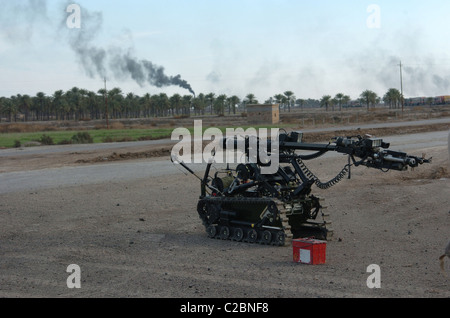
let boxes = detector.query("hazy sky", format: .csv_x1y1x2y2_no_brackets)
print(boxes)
1,0,450,101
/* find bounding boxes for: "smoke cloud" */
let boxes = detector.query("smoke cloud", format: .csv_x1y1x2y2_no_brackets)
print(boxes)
0,0,195,95
345,48,450,98
61,1,195,95
0,0,50,43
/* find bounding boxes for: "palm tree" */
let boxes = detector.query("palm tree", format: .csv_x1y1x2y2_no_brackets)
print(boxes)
10,95,19,122
227,95,240,115
108,87,123,119
157,93,170,117
64,87,81,120
274,94,286,111
193,93,206,116
140,93,152,118
284,91,295,112
341,95,351,109
383,88,401,109
245,93,258,104
320,95,332,111
296,98,305,110
205,93,215,115
78,88,89,120
334,93,344,111
124,92,138,118
97,88,109,123
52,90,65,120
149,95,159,117
17,94,32,121
2,97,17,122
35,92,47,121
244,94,258,113
360,90,378,110
86,91,101,120
0,97,3,122
169,93,182,116
214,94,227,116
123,93,132,118
182,95,192,116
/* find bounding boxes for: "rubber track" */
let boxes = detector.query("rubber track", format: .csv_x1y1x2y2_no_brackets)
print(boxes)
198,197,292,246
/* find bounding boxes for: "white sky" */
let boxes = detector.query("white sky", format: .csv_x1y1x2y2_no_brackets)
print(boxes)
1,0,450,101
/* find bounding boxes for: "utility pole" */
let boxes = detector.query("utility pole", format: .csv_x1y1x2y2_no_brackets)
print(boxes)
104,77,109,129
399,61,404,113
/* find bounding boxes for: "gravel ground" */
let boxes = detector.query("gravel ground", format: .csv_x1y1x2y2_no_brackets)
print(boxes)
0,131,449,299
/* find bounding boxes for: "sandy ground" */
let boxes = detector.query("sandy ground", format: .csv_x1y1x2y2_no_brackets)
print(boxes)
0,130,449,299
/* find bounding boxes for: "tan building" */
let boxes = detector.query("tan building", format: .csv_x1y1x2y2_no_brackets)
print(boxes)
246,104,280,124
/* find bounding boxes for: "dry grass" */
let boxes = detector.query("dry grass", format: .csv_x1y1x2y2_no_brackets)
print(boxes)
1,106,449,136
0,123,61,133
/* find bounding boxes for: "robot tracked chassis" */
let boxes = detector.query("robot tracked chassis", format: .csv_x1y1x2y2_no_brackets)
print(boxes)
173,131,431,247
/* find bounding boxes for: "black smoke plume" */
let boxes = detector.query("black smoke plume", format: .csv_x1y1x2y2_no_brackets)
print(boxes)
0,0,195,95
62,2,195,95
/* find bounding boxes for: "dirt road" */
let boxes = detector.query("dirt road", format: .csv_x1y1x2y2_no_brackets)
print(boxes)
0,129,449,299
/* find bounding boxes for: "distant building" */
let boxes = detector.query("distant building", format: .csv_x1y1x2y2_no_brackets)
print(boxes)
246,104,280,124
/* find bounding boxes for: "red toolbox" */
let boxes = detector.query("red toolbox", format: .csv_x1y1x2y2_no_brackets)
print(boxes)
292,238,327,265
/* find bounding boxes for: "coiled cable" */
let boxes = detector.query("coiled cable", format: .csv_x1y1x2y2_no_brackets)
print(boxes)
297,158,351,190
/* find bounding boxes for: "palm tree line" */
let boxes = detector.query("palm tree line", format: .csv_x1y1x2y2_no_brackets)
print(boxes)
319,88,404,112
0,86,403,122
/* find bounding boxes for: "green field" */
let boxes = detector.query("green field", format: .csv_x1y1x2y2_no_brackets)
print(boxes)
0,125,283,148
0,128,172,148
